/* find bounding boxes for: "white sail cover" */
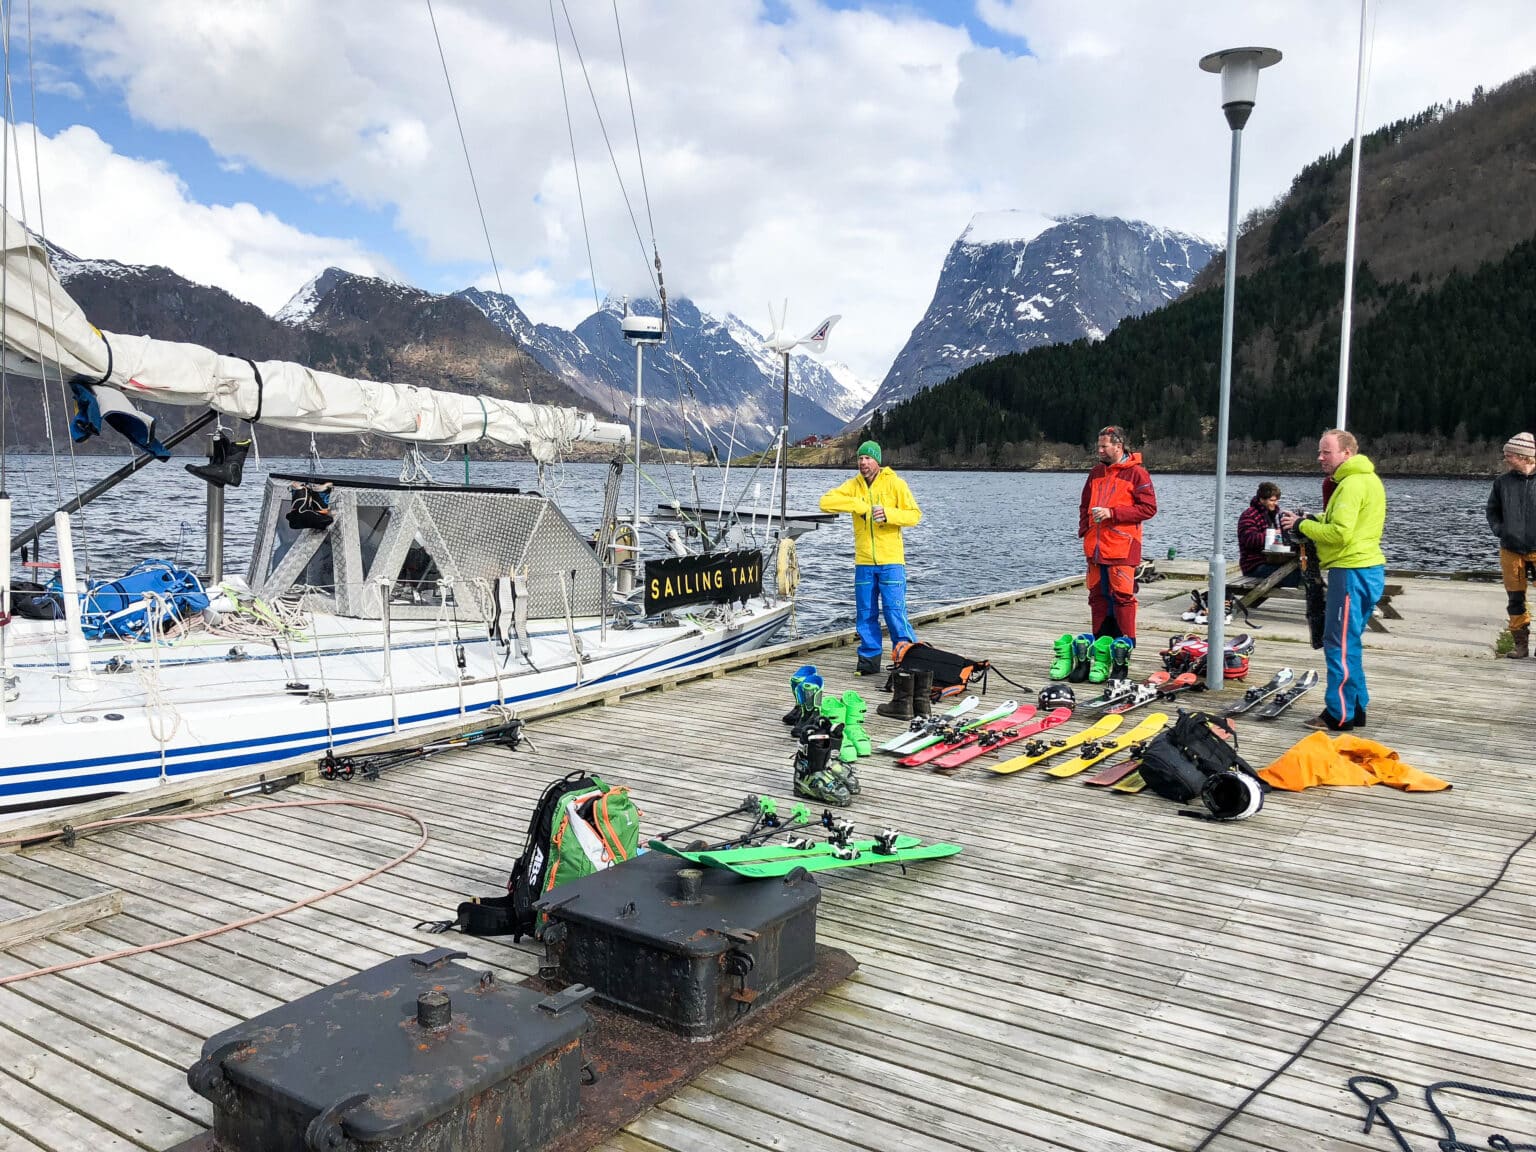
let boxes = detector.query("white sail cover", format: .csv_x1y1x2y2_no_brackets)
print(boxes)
0,209,628,463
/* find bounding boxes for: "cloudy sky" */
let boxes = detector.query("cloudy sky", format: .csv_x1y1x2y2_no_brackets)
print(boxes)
6,0,1534,383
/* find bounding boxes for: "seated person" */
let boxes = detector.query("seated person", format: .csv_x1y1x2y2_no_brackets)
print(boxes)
1237,481,1300,586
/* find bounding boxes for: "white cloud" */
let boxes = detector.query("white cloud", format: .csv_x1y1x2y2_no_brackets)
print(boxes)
4,125,390,313
15,0,1536,381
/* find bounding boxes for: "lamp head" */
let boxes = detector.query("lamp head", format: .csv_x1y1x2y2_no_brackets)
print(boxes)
1199,46,1282,130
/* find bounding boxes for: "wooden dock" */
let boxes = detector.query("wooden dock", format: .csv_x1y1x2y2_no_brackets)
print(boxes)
2,572,1533,1152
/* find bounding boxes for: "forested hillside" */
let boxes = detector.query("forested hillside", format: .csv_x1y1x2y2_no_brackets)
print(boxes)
867,70,1536,471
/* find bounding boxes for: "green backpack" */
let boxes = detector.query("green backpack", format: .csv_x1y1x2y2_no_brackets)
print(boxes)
441,771,641,940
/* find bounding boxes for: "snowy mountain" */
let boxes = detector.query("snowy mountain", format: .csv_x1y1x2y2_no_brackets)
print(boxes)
461,290,872,451
853,213,1217,425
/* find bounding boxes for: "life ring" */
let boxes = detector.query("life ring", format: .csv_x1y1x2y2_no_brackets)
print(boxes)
776,537,800,599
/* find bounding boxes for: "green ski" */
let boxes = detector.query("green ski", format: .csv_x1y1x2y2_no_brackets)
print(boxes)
647,834,921,866
719,840,962,878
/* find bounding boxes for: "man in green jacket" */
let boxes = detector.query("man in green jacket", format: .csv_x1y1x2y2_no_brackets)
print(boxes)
819,440,922,675
1281,428,1386,731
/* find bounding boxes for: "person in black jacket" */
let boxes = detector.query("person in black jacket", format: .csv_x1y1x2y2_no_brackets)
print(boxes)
1488,430,1536,659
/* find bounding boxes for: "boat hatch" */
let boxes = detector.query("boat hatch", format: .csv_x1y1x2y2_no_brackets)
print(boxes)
249,473,605,621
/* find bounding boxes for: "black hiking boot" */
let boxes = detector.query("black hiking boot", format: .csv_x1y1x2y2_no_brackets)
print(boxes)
910,668,933,717
877,670,914,722
185,432,250,488
855,653,881,677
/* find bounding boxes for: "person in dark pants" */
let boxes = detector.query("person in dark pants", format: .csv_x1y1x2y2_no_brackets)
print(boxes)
1281,429,1386,731
1237,481,1300,587
1077,425,1157,641
1487,430,1536,659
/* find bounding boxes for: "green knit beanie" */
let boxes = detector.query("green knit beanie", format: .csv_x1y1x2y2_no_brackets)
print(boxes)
856,440,882,465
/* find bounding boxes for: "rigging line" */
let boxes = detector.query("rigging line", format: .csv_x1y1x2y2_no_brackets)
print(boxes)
556,0,657,295
550,0,602,313
423,0,504,297
0,0,14,493
610,0,658,251
16,0,92,560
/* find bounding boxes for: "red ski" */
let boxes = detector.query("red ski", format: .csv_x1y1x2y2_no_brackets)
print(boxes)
898,705,1036,768
930,707,1073,773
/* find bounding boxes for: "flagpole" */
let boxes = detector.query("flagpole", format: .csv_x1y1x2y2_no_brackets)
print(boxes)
1337,0,1369,430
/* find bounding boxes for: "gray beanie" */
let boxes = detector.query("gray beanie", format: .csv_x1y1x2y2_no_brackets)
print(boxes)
1505,431,1536,459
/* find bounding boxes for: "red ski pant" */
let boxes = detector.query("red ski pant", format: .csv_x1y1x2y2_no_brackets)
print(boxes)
1087,563,1137,640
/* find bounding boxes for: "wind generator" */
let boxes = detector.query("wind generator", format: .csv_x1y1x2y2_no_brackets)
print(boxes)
763,303,840,532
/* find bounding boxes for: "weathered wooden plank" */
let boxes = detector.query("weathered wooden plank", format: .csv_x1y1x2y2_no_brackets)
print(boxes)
0,891,123,950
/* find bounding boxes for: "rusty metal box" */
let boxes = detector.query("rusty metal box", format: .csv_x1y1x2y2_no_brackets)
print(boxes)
538,849,821,1039
186,947,590,1152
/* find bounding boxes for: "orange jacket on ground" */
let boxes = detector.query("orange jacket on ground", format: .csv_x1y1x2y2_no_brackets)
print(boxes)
1078,451,1157,565
1258,731,1450,792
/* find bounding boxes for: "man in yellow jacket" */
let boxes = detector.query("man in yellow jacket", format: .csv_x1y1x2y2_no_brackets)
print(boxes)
819,440,922,675
1281,428,1386,732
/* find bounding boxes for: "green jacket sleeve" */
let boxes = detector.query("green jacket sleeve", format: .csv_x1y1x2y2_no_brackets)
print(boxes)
1299,480,1359,549
882,475,922,528
819,475,869,516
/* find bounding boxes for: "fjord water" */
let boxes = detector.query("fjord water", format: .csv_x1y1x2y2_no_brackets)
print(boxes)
4,455,1496,638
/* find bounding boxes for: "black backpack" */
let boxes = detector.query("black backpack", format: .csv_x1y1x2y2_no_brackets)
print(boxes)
1138,710,1265,803
887,640,991,700
439,770,601,941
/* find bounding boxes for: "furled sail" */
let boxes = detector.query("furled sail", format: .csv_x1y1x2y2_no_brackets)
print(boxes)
0,209,628,463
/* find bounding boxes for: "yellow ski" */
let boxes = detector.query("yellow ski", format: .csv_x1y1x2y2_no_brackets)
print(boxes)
1045,712,1169,778
987,713,1123,775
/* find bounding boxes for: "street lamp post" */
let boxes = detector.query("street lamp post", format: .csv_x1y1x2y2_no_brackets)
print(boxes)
1199,45,1281,692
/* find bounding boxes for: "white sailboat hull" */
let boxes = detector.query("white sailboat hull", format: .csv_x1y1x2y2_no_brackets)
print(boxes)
0,601,790,817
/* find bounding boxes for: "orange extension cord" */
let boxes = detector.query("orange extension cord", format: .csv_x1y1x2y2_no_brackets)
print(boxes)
0,798,429,988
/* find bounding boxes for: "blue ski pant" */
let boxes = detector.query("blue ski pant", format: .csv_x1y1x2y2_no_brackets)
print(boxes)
1323,565,1384,723
855,563,916,659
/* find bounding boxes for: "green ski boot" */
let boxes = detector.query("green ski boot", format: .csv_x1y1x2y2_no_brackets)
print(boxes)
1087,635,1115,684
1067,634,1093,683
1109,637,1133,682
1048,633,1075,681
819,695,857,764
841,691,873,759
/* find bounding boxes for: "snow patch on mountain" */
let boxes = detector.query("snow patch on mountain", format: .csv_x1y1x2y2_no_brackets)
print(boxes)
852,214,1217,426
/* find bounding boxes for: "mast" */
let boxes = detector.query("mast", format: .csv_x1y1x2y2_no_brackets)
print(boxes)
780,351,790,534
621,307,664,535
1337,0,1370,430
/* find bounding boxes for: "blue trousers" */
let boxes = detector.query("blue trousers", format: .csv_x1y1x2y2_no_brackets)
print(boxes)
855,563,916,659
1323,565,1384,723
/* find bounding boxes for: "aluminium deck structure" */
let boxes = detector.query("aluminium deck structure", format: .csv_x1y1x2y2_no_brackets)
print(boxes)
1,572,1531,1152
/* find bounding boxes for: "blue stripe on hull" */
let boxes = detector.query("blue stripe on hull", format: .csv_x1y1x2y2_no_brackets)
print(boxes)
2,611,787,807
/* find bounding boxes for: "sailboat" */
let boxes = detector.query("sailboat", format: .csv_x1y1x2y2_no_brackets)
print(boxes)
0,206,797,816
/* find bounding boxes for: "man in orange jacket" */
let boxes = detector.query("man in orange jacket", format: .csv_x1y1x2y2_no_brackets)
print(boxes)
1078,425,1158,641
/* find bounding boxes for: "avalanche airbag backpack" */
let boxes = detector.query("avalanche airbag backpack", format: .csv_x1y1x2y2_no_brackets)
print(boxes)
435,771,640,941
1138,710,1268,821
888,640,991,700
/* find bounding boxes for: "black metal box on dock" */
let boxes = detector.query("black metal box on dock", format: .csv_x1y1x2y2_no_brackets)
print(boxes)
185,947,590,1152
538,849,821,1039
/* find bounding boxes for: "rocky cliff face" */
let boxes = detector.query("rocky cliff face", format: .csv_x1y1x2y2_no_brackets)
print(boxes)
853,213,1216,425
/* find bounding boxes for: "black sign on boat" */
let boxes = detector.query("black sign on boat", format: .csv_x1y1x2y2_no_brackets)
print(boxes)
644,549,763,614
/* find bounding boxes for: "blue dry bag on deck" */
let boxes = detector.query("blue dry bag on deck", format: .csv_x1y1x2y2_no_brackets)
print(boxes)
71,559,211,640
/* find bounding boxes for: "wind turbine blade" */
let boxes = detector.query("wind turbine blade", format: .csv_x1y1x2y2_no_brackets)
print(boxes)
795,314,841,354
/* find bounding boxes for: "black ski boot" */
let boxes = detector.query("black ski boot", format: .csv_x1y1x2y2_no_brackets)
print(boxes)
877,669,914,721
910,668,933,717
185,432,250,489
855,653,881,677
794,731,852,807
